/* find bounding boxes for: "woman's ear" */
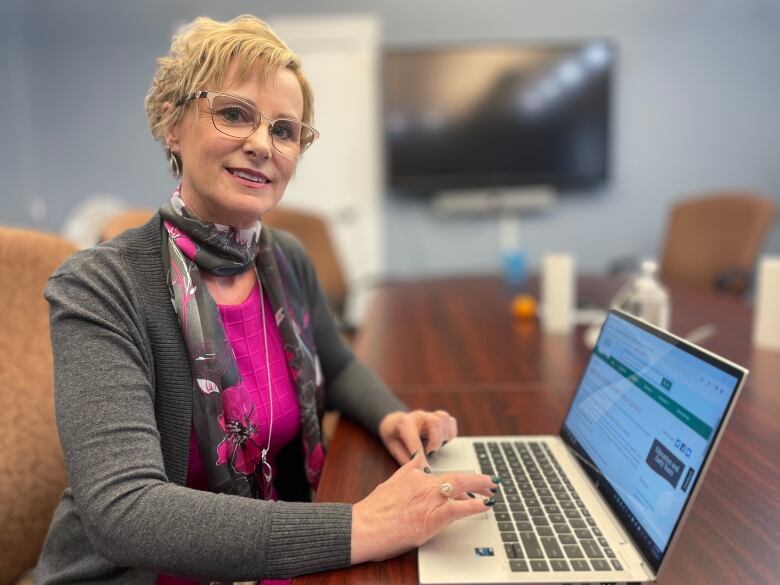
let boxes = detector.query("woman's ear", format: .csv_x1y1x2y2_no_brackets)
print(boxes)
162,101,180,154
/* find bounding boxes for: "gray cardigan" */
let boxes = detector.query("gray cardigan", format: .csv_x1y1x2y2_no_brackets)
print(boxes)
35,215,406,584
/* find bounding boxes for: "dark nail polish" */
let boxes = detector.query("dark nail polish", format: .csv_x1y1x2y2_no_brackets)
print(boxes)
427,450,436,458
466,491,476,498
491,475,503,484
410,450,419,460
442,440,449,446
483,497,496,507
490,487,497,494
424,466,432,474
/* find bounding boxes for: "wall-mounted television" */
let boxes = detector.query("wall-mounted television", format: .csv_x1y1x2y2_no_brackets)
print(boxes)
383,41,614,193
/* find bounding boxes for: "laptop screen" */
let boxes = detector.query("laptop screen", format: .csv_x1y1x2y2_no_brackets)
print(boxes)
560,310,745,573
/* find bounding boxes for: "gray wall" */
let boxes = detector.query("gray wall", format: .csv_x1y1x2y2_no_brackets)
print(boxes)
2,0,779,277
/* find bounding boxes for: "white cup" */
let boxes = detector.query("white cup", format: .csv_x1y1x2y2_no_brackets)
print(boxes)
752,256,780,351
542,253,575,334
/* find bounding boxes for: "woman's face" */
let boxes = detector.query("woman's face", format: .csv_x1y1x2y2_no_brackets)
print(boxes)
166,62,304,228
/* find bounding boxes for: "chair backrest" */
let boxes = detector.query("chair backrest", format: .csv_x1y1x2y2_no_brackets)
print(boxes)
100,209,155,242
261,207,349,319
659,192,775,294
0,228,76,584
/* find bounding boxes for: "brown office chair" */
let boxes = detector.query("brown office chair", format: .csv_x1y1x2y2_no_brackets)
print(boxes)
659,192,775,295
0,228,76,585
257,206,349,322
100,209,155,242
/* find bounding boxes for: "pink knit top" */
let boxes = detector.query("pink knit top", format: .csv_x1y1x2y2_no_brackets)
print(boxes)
157,282,300,585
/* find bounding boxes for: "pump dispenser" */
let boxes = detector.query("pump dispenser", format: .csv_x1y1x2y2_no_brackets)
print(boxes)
612,259,670,330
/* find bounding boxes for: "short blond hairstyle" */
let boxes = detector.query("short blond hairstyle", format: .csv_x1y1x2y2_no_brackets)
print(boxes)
145,14,314,159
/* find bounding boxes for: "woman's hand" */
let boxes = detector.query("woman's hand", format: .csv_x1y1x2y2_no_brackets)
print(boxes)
350,453,499,564
378,409,458,465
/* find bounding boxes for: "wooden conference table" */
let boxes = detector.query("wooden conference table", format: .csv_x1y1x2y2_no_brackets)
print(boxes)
293,275,780,585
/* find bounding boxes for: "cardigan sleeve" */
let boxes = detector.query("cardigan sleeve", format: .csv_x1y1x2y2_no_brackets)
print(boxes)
42,248,351,581
272,231,408,432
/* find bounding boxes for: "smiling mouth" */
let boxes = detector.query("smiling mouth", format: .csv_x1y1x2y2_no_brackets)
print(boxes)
227,168,271,184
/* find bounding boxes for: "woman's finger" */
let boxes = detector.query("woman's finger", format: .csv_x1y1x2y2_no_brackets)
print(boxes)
433,472,498,500
384,437,411,466
422,416,445,456
428,495,495,528
398,416,427,463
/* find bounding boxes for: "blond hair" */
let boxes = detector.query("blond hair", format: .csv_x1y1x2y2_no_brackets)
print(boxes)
145,15,314,159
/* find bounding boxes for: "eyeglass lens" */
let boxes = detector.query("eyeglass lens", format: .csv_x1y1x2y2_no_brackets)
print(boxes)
209,94,315,156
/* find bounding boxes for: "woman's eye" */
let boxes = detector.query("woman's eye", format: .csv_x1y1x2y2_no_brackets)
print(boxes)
271,121,299,141
217,106,251,125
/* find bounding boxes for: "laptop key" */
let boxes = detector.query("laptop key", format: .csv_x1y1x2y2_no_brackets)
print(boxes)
529,560,549,571
494,512,511,522
504,543,517,558
537,526,554,536
611,559,623,570
501,532,518,542
559,534,576,544
570,518,586,528
604,548,616,558
520,532,544,558
516,521,533,531
513,511,529,522
592,527,603,536
598,537,609,547
563,544,584,558
549,513,565,523
498,521,515,532
592,559,611,571
587,517,597,526
554,524,573,535
581,539,604,558
564,509,581,519
541,536,564,558
509,560,528,572
512,543,524,558
571,560,590,571
528,507,545,517
574,528,592,539
531,515,549,526
509,502,525,512
493,503,507,513
550,560,570,571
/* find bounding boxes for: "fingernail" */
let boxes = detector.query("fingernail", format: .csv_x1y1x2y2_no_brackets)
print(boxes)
410,450,419,460
442,440,448,446
424,466,432,474
466,491,476,498
483,497,496,507
427,450,437,458
490,487,497,494
491,475,503,484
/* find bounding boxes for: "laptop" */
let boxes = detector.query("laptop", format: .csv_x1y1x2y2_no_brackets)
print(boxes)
419,309,747,584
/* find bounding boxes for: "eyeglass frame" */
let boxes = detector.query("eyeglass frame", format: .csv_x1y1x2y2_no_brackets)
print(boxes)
176,90,320,157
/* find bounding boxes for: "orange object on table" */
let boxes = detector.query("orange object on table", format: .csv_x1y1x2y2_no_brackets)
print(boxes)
510,294,537,319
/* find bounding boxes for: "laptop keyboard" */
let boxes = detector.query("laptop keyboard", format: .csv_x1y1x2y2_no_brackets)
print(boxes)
475,441,623,573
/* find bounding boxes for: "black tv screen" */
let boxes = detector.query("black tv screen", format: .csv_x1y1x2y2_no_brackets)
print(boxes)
383,42,614,192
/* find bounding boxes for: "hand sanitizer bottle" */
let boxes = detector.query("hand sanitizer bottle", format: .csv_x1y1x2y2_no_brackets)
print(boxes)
612,259,670,330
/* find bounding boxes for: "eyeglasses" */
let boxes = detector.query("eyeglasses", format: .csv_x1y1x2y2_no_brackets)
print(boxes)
178,90,319,157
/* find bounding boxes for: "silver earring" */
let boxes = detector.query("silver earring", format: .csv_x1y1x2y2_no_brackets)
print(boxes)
168,151,181,178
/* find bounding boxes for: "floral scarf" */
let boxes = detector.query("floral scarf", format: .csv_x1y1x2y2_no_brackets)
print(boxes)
160,189,325,500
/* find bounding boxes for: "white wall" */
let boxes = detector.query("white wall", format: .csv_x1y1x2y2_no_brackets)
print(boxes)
2,0,779,279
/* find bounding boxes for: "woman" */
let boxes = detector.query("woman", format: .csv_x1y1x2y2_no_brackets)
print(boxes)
36,15,498,584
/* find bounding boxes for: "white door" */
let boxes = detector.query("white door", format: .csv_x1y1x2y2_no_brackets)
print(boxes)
269,14,384,323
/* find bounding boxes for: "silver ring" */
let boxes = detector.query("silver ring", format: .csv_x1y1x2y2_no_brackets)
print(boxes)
439,482,454,499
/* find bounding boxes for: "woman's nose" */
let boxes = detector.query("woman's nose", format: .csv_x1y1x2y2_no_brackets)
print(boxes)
243,122,274,158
